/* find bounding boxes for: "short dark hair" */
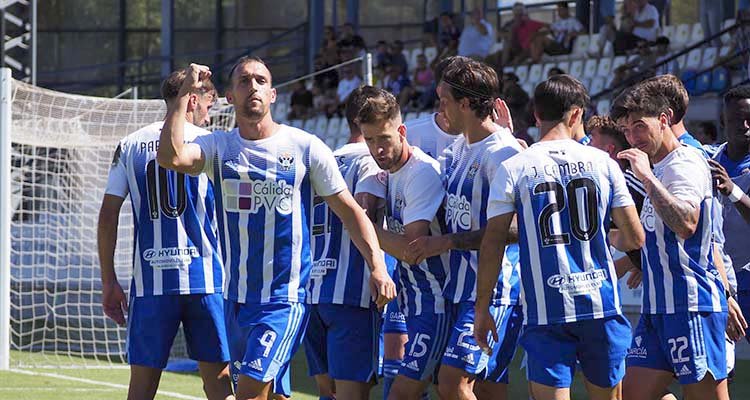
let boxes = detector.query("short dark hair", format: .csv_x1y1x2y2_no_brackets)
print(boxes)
587,115,629,150
228,56,270,87
356,86,401,125
533,75,589,121
724,84,750,104
160,68,216,104
441,59,500,120
345,85,380,128
556,1,569,8
638,75,689,122
610,84,671,122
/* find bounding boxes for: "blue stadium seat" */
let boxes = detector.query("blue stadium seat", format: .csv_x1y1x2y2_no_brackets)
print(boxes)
681,70,698,94
711,67,730,92
694,71,712,95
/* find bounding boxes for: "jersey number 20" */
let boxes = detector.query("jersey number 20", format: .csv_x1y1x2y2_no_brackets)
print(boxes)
145,159,187,220
535,177,599,246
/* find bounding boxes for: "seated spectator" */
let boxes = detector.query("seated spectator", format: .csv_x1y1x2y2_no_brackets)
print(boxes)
432,37,459,69
388,40,409,74
653,36,680,76
322,25,336,47
313,53,338,90
374,40,391,70
336,66,362,106
438,12,462,51
613,0,659,55
529,1,584,62
458,7,495,60
316,86,340,118
501,2,546,65
380,64,412,107
337,22,366,51
695,121,719,145
288,80,314,120
404,54,436,111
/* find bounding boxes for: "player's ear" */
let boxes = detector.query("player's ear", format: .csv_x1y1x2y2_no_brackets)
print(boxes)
187,93,198,112
225,89,234,104
271,87,277,103
397,123,407,138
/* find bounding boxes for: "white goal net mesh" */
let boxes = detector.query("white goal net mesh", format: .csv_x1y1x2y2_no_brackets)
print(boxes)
8,80,238,367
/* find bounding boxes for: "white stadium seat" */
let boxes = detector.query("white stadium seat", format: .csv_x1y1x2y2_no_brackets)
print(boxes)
326,117,342,136
661,25,674,39
528,64,543,83
586,33,602,56
589,77,605,95
572,34,590,56
515,65,529,83
583,59,598,79
673,24,691,48
556,61,570,74
424,47,437,63
542,63,555,78
290,119,304,129
685,48,703,69
597,57,612,77
690,23,704,44
702,47,718,69
612,56,627,70
722,19,735,45
313,116,328,137
596,99,611,116
720,45,731,58
569,60,584,78
303,117,316,132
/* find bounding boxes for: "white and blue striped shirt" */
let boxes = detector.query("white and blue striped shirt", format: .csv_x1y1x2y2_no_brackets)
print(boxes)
442,129,523,306
488,140,633,325
640,146,726,314
306,142,387,308
385,147,449,316
406,113,460,161
195,125,347,304
105,121,223,297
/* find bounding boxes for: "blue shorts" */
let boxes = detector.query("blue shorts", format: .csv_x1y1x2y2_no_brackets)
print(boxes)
521,314,632,388
626,312,728,384
400,312,453,381
303,303,381,383
224,301,309,397
383,299,408,334
442,302,522,383
127,293,229,369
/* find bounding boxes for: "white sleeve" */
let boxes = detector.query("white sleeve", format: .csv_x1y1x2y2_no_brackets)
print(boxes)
661,156,709,206
608,158,635,208
104,142,129,199
353,156,387,199
487,162,517,218
310,137,348,197
402,165,445,226
192,132,218,177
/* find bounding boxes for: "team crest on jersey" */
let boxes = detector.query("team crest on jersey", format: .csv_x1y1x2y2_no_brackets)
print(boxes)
278,152,295,171
466,161,480,178
376,171,388,186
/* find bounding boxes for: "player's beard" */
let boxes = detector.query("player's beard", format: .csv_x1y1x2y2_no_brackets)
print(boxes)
239,98,266,121
375,140,402,171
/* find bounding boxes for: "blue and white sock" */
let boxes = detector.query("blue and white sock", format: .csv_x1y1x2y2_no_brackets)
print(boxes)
382,358,401,399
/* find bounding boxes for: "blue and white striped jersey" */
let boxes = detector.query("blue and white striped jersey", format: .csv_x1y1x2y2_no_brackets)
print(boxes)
441,129,523,306
195,125,347,304
488,140,634,325
306,142,387,308
105,121,223,297
385,147,449,316
406,113,460,161
640,146,726,314
712,143,750,273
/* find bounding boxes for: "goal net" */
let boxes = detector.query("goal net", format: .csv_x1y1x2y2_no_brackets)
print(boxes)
6,80,237,368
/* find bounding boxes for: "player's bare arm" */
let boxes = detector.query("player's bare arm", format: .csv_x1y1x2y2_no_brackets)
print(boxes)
156,63,207,175
609,205,645,252
324,189,396,307
619,148,699,239
97,194,128,326
473,212,515,354
373,217,430,266
709,158,750,224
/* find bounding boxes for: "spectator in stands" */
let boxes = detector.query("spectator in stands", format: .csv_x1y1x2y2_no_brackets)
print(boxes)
438,12,462,51
380,64,412,107
404,53,436,111
289,80,314,120
321,38,341,71
314,53,338,90
315,85,340,118
433,36,459,70
613,0,660,55
323,25,336,46
336,66,362,107
651,0,671,27
458,7,495,60
337,22,366,51
374,40,391,70
653,36,680,76
388,40,409,74
695,121,719,145
500,2,546,65
609,64,632,93
529,2,584,63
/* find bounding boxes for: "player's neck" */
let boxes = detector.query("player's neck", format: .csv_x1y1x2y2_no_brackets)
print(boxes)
237,113,279,140
348,131,364,144
670,121,687,139
538,121,572,142
653,133,681,163
464,117,496,144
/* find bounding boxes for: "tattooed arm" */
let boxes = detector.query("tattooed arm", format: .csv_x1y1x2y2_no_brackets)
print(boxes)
642,175,700,239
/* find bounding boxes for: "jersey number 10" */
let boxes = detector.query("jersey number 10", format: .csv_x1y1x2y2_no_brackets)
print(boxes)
146,159,187,220
535,177,600,246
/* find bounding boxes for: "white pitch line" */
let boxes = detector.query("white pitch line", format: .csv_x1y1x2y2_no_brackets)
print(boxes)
8,369,204,400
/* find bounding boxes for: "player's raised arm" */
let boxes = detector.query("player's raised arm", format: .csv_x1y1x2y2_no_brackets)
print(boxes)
324,190,396,308
156,63,208,175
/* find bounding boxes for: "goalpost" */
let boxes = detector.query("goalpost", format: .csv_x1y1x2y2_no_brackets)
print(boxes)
0,53,372,369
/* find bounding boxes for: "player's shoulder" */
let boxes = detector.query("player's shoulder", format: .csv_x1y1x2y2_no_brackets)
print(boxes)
485,129,523,156
409,147,441,176
281,124,328,148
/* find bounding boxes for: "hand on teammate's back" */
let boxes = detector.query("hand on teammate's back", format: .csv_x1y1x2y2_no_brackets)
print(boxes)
102,282,127,326
708,159,735,196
